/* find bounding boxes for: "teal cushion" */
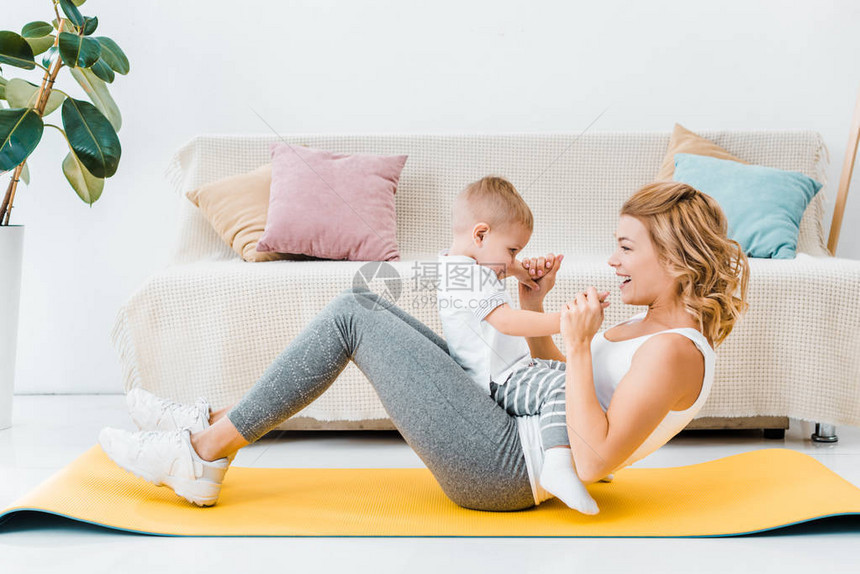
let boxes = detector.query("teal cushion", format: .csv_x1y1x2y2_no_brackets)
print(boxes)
672,153,822,259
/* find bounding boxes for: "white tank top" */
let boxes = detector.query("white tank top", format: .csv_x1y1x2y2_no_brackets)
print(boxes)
515,311,716,505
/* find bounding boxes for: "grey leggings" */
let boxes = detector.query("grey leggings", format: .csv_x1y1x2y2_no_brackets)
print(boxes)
226,287,535,511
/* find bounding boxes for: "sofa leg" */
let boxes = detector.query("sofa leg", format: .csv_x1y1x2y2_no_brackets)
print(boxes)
763,428,785,439
811,423,838,443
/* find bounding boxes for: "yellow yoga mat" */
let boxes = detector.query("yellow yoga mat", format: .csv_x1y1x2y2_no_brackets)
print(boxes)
1,445,859,537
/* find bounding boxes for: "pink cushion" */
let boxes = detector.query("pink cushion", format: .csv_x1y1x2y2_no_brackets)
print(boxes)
257,143,407,261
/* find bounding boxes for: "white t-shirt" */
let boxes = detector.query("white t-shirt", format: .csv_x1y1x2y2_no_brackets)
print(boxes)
436,248,533,395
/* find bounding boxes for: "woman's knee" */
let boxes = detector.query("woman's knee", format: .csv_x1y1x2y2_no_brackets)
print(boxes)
333,287,395,317
339,286,370,296
323,288,383,338
329,287,370,313
336,286,371,301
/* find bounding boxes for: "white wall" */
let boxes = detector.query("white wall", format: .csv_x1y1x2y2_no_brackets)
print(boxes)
5,0,860,394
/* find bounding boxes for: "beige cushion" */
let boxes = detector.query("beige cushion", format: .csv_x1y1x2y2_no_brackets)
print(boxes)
656,123,748,180
185,164,315,262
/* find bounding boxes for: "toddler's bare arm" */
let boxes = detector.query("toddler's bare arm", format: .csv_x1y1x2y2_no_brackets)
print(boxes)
484,304,561,337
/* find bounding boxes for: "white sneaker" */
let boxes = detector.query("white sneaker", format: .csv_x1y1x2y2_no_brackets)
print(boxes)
127,387,211,433
126,388,236,464
99,426,229,507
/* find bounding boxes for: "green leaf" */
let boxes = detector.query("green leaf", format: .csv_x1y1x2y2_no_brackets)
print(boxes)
63,149,103,204
82,17,98,36
0,108,44,171
25,35,55,56
0,75,6,100
89,58,114,83
51,18,78,34
61,97,120,178
4,79,34,108
93,37,129,74
41,45,58,68
69,67,121,131
59,0,85,28
5,78,66,115
22,21,54,38
0,31,36,70
72,0,88,6
21,160,30,185
58,32,101,68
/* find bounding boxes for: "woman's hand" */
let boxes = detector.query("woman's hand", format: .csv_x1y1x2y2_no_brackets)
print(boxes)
518,253,564,311
560,286,610,353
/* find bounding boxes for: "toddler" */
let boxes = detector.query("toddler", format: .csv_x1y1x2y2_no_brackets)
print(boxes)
435,176,599,514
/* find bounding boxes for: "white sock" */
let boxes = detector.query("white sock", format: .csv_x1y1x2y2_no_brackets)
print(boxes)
539,447,599,515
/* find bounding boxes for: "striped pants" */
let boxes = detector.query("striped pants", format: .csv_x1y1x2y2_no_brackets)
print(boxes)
489,358,569,450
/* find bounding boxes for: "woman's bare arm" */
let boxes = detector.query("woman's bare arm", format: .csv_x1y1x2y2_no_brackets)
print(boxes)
567,333,704,483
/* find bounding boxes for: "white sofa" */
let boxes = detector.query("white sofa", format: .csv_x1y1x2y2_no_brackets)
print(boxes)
111,131,860,439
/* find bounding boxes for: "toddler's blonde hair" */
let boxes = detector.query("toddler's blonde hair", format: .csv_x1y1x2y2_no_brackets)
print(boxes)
453,176,533,234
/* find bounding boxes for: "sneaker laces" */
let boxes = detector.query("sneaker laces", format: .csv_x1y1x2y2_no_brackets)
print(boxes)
154,395,207,427
136,428,185,450
194,398,211,424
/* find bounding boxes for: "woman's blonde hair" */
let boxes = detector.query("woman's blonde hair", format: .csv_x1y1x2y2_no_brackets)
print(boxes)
621,181,750,347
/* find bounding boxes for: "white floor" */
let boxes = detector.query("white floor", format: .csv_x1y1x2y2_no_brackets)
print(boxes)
0,395,858,573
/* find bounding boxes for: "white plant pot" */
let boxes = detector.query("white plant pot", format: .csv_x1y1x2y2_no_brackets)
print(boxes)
0,225,24,430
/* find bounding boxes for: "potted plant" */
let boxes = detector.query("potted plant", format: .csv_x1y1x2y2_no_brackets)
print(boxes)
0,0,129,428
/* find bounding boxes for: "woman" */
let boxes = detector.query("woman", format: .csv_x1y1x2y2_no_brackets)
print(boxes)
99,181,749,510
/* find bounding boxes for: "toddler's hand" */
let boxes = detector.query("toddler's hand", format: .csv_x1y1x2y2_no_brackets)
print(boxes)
509,259,540,291
522,253,559,279
518,253,564,311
